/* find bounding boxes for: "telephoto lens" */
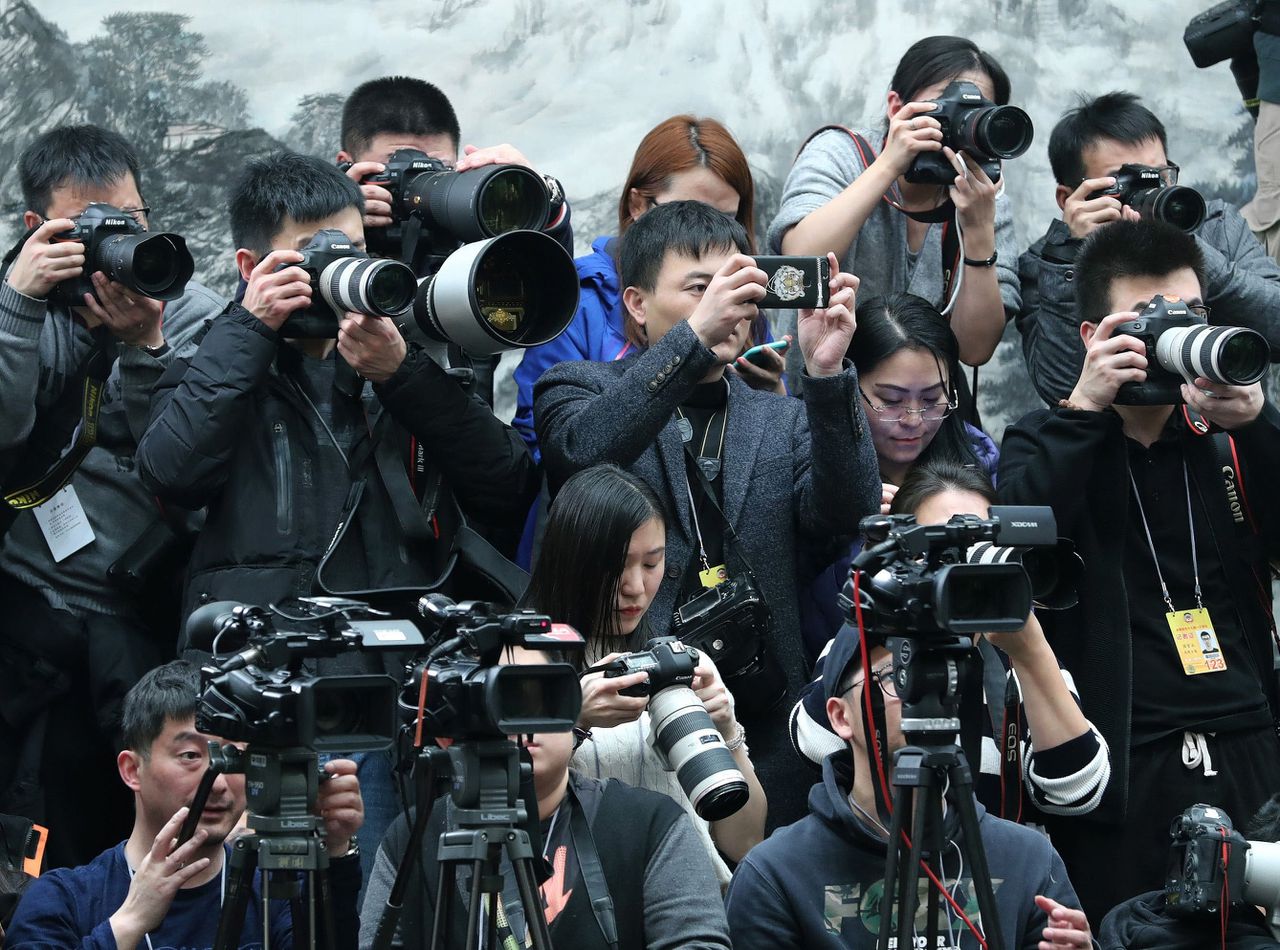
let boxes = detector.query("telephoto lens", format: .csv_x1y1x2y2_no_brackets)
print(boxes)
317,256,417,318
406,163,551,243
1155,323,1269,387
647,684,749,820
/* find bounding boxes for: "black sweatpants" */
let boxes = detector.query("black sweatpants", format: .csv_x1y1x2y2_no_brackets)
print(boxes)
1049,725,1280,928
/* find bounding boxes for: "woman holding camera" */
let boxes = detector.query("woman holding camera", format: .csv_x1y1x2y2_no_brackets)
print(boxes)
770,35,1019,368
523,464,767,885
799,292,998,658
513,115,782,461
793,459,1111,825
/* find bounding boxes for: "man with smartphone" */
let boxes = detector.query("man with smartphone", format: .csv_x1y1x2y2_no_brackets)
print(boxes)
534,200,881,828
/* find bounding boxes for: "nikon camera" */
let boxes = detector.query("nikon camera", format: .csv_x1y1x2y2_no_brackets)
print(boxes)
1087,165,1206,232
274,228,418,338
1166,803,1280,920
905,80,1034,186
1113,294,1269,405
599,637,749,821
49,203,194,308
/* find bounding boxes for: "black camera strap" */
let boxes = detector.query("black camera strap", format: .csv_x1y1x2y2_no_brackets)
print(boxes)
567,782,619,950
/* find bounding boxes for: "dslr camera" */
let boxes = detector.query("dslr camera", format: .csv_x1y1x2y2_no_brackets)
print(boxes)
1166,803,1280,932
48,203,194,308
349,147,580,356
905,80,1034,186
1087,165,1206,232
275,228,418,339
1113,294,1269,405
597,637,749,821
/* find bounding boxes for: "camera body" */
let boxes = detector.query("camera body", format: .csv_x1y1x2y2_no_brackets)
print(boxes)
1165,802,1280,928
905,81,1034,186
1113,295,1269,405
1088,164,1206,232
48,203,194,308
601,636,697,697
275,228,417,338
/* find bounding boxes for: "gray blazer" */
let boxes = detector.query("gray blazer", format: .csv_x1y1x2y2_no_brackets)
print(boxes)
534,319,880,824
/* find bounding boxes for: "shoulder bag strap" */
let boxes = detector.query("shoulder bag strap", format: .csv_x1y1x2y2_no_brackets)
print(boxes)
568,783,619,950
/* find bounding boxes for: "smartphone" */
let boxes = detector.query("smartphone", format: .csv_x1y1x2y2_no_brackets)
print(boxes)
754,255,831,309
742,339,790,367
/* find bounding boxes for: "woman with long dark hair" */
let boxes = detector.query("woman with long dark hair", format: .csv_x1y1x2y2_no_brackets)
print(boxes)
523,464,766,885
771,35,1020,368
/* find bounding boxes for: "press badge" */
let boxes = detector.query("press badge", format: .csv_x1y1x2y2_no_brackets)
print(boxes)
32,485,95,562
699,564,728,589
1167,607,1227,675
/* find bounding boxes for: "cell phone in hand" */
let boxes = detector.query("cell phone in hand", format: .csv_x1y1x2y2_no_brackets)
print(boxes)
741,339,790,367
754,256,831,309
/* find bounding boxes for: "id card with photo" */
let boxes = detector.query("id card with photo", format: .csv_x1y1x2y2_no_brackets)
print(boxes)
1167,607,1227,675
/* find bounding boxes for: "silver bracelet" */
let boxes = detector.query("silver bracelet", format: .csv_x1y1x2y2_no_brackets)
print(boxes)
725,722,747,752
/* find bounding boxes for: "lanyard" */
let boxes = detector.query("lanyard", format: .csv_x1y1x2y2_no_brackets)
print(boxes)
674,380,729,572
1128,456,1203,613
126,851,227,950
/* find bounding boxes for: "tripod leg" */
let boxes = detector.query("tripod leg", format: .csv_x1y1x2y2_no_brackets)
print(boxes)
951,779,1005,950
430,860,456,950
877,783,911,950
897,783,933,950
463,857,486,950
513,856,554,950
315,867,336,950
486,890,499,949
214,839,258,950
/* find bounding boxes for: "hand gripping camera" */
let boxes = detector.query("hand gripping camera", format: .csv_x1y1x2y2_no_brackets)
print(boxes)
596,637,749,821
274,228,418,339
49,203,194,308
1113,294,1269,405
1087,165,1207,232
905,81,1034,186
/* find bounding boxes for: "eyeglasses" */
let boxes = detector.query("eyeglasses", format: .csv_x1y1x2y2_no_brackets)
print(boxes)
843,664,898,699
1153,162,1181,186
859,387,958,423
43,206,151,229
1187,303,1211,320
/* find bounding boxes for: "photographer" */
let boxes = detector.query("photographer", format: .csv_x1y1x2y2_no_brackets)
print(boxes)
359,644,732,950
534,200,881,827
0,125,223,869
999,218,1280,923
769,35,1021,368
724,621,1091,949
3,660,363,949
1017,91,1280,404
135,151,537,878
522,464,767,885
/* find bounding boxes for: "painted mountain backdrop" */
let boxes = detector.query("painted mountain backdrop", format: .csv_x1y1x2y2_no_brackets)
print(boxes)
9,0,1261,436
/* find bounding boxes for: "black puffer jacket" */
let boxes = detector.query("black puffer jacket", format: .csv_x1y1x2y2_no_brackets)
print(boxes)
137,302,537,640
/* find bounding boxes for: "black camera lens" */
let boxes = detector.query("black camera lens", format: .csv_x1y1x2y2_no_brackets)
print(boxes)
413,164,551,244
97,232,195,301
971,105,1034,159
477,167,548,236
1130,185,1206,232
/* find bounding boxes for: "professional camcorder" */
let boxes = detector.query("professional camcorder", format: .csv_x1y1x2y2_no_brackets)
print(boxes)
188,596,423,752
275,228,418,338
1113,294,1269,405
846,507,1060,639
1165,803,1280,937
905,80,1034,186
347,147,579,354
597,637,749,821
1087,164,1207,232
398,594,583,741
49,203,194,308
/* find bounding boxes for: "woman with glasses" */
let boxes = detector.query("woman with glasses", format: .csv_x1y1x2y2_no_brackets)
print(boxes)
791,459,1110,826
798,292,998,659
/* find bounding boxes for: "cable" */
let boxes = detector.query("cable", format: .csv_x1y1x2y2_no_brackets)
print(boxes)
940,206,965,317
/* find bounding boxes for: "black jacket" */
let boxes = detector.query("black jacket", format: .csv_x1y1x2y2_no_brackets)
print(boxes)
997,403,1280,822
136,302,537,636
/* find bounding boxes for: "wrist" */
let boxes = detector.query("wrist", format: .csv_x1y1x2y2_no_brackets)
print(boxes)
1062,388,1104,413
5,276,45,301
109,910,144,949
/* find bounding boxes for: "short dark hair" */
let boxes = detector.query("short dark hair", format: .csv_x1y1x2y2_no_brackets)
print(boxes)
18,124,142,216
228,150,363,254
523,464,667,661
889,36,1012,107
890,459,998,518
1075,219,1205,327
1047,91,1169,186
120,660,201,757
340,76,461,157
619,199,752,294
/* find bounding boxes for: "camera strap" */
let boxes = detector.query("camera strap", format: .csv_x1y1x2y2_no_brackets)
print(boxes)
567,783,619,950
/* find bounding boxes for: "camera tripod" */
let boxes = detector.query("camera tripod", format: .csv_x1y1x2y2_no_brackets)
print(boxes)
874,637,1005,950
371,738,554,950
184,744,336,950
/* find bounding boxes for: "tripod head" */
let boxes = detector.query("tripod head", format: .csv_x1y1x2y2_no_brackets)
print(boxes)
887,634,981,746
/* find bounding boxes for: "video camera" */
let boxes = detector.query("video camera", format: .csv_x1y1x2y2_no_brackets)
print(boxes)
845,506,1061,639
344,147,580,355
48,203,194,308
905,80,1034,186
398,594,584,741
1165,803,1280,936
1113,294,1269,405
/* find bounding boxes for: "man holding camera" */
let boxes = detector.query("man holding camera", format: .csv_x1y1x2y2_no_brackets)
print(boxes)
999,218,1280,923
1017,91,1280,404
724,623,1091,949
0,125,224,869
534,200,881,827
4,660,364,949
